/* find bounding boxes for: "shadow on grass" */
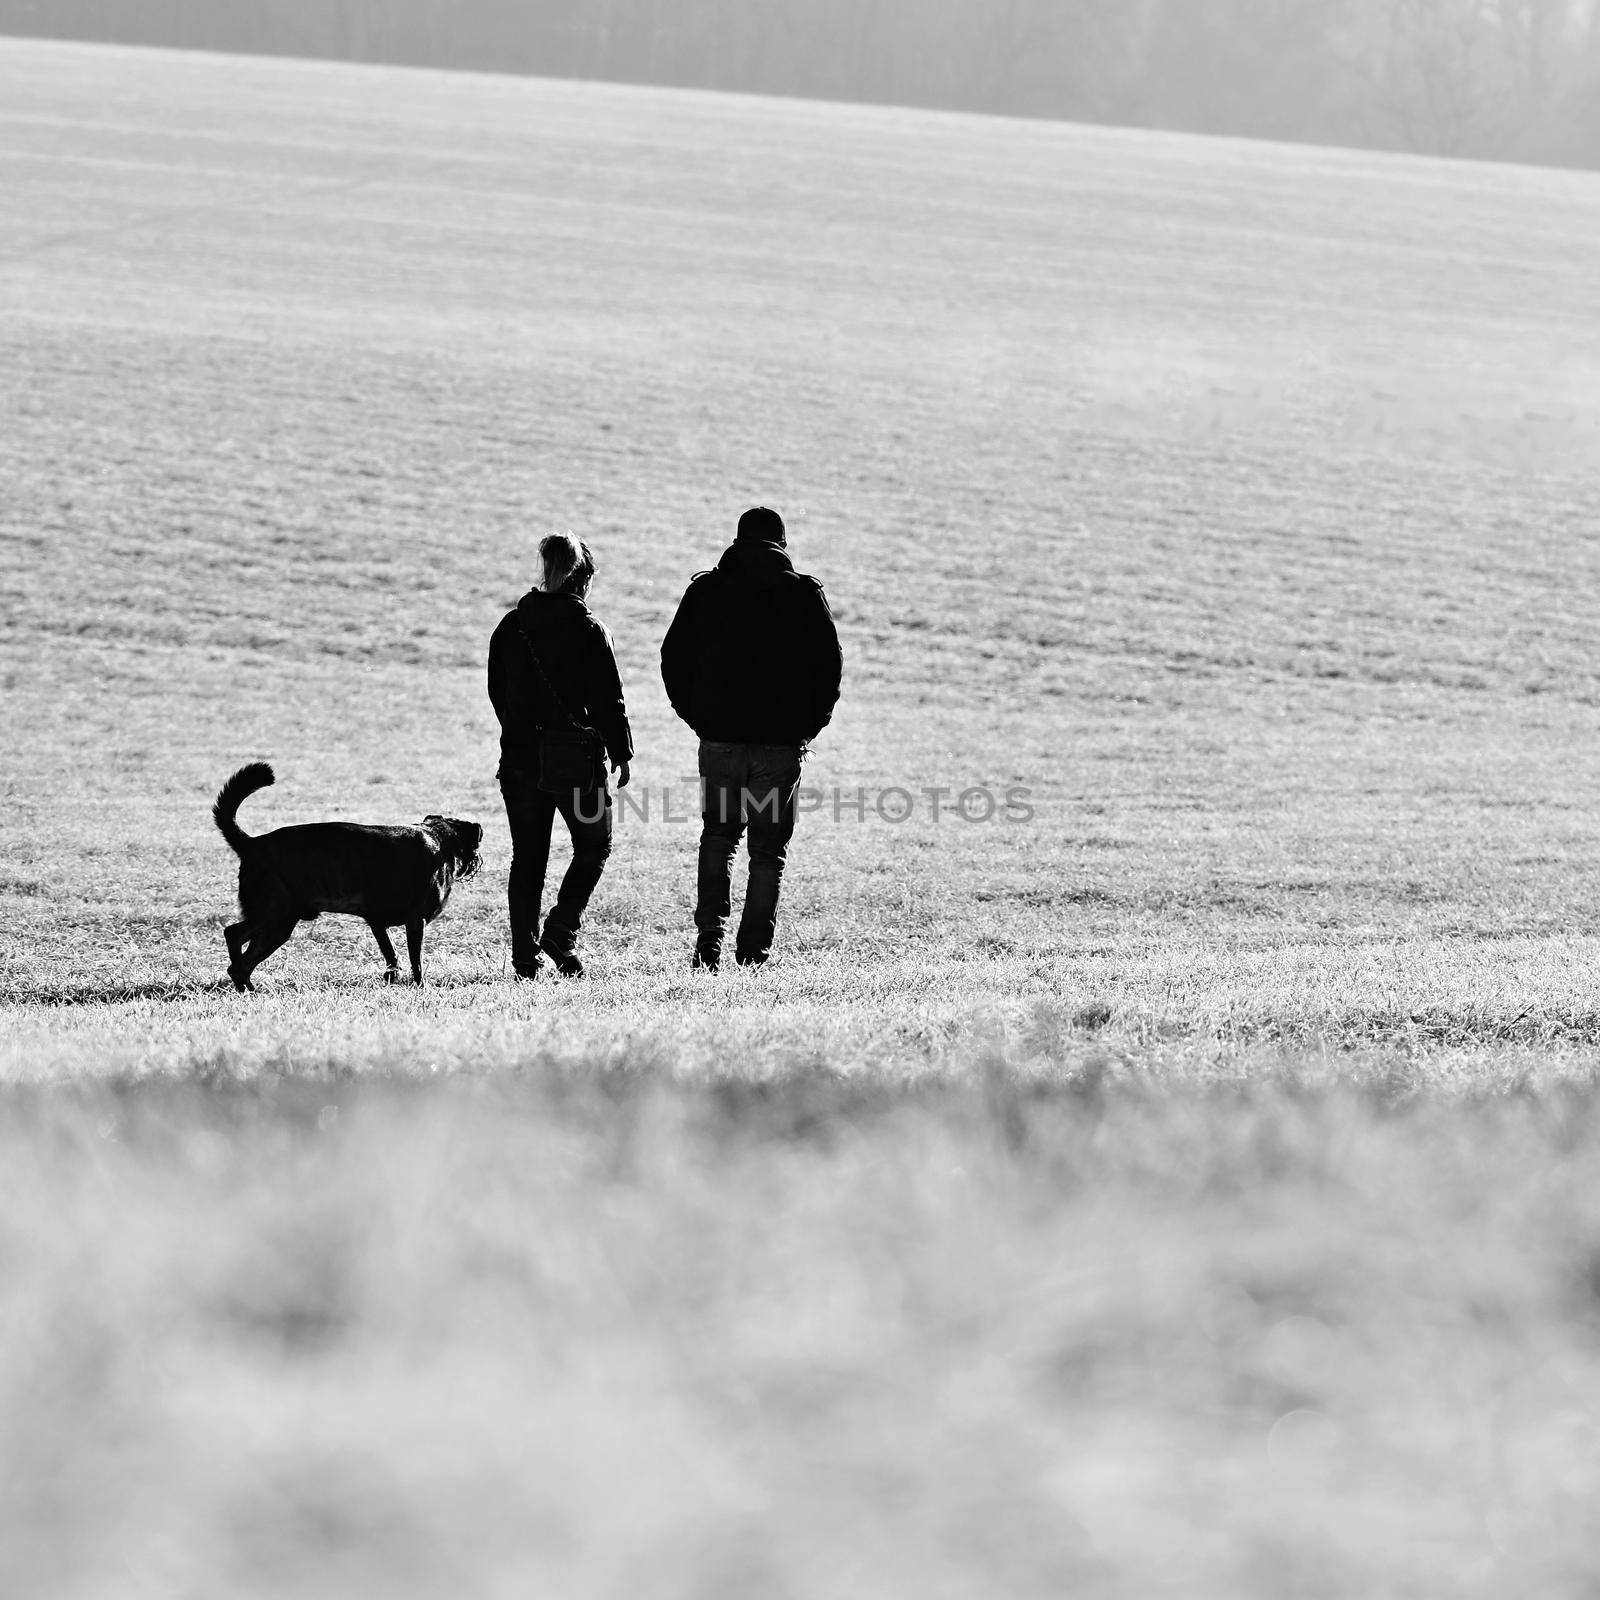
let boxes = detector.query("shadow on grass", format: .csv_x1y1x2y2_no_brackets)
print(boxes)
0,978,241,1008
1,972,513,1008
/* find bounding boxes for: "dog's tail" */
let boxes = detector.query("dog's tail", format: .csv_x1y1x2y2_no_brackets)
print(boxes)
212,762,275,856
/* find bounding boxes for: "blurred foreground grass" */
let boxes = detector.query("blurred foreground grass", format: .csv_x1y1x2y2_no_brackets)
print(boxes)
6,1054,1600,1598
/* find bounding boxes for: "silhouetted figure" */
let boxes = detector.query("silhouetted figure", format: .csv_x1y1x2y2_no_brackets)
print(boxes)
661,507,842,969
488,534,632,978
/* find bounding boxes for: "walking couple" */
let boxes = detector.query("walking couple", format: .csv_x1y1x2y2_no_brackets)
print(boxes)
486,507,843,977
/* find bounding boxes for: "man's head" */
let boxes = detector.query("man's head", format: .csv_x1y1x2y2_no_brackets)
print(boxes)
736,507,786,548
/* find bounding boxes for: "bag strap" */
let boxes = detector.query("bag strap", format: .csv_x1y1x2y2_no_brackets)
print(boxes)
514,609,600,738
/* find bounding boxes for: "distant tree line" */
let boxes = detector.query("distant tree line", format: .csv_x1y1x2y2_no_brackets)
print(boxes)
4,0,1599,167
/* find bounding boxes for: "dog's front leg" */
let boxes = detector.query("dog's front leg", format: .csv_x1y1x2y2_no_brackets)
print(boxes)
368,921,401,984
405,918,425,984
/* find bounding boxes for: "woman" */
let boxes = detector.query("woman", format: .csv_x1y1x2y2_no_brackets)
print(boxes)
486,532,632,978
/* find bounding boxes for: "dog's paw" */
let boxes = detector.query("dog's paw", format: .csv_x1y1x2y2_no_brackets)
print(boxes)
227,963,249,993
382,967,400,984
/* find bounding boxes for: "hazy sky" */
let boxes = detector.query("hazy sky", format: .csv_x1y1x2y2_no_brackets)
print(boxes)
2,0,1597,168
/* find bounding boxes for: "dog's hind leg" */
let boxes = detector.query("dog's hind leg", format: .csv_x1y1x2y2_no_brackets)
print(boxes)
236,916,297,988
405,918,425,985
368,921,401,983
224,920,257,990
229,859,285,991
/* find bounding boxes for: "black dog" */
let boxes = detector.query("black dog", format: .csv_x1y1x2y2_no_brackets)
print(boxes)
212,762,481,990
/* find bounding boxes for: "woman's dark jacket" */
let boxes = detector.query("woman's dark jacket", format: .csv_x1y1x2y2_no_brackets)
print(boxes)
660,540,843,745
487,590,633,773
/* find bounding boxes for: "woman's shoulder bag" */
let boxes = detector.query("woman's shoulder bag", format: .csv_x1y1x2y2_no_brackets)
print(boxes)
514,614,609,796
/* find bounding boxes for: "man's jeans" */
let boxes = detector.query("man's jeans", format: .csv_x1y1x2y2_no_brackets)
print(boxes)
696,741,804,964
501,771,612,965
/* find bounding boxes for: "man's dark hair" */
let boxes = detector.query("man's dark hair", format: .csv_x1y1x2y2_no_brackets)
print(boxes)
736,506,786,546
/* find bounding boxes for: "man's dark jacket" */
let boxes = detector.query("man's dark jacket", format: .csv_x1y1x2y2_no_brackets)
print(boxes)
660,539,843,744
487,590,633,772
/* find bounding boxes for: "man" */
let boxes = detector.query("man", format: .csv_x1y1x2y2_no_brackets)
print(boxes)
661,506,843,970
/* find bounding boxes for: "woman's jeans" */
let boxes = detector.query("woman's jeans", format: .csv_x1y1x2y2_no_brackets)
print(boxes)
501,770,612,965
695,741,804,965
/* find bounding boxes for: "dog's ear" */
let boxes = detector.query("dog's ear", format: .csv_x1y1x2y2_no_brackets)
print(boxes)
423,816,482,876
421,816,458,858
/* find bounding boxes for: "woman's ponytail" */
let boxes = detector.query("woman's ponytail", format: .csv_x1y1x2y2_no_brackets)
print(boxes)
540,532,596,596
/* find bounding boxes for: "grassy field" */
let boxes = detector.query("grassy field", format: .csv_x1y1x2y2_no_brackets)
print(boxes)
5,34,1600,1596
